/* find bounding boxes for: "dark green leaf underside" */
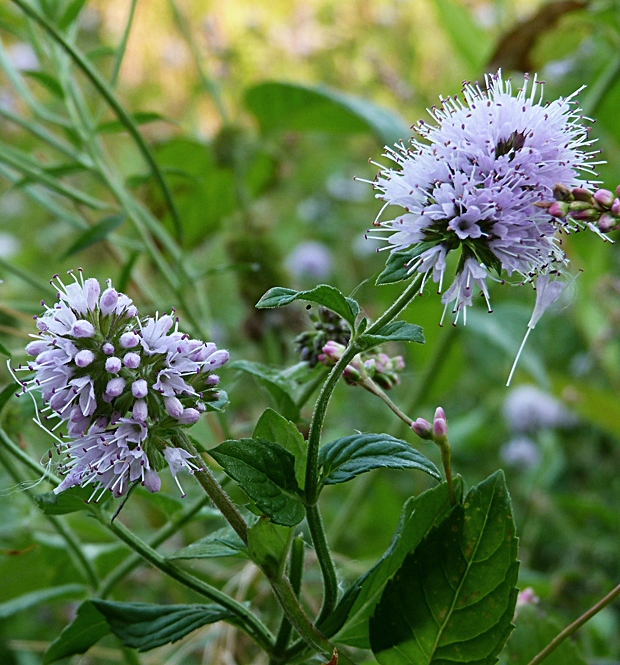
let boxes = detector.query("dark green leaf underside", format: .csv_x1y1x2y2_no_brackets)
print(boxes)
168,526,249,560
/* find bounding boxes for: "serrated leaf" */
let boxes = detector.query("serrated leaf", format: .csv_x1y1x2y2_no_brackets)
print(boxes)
245,81,410,145
209,438,305,526
332,481,460,646
35,486,98,515
22,70,64,99
0,584,85,619
247,516,291,575
61,214,125,259
499,604,587,665
375,250,417,286
43,600,110,664
91,600,233,651
360,321,425,349
254,408,307,490
319,433,440,486
230,360,299,421
370,471,519,665
256,284,359,330
96,112,172,134
168,526,248,560
57,0,88,29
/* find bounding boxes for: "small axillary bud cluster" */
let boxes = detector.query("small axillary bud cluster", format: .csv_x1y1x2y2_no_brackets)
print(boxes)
318,340,405,390
541,183,620,234
412,406,447,444
18,271,229,501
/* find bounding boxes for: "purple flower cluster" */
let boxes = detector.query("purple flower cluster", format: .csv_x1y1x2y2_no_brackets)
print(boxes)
20,271,228,500
368,71,599,324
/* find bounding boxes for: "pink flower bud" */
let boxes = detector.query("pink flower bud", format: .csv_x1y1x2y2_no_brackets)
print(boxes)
143,469,161,493
105,377,125,397
433,407,448,440
593,188,615,208
126,305,138,318
105,357,122,374
412,418,433,440
612,199,620,216
131,379,148,399
205,349,229,369
71,320,95,338
75,350,95,368
548,201,568,218
571,187,592,202
100,287,119,316
123,352,141,368
179,407,200,424
26,340,47,357
599,213,616,233
120,331,139,349
133,398,148,422
102,342,114,355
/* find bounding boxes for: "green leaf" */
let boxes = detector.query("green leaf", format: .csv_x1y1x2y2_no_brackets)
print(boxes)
22,70,64,99
333,481,459,646
0,382,18,415
0,342,11,358
61,214,125,259
0,584,85,619
431,0,493,71
247,516,291,576
91,600,233,651
35,486,98,515
168,526,249,560
44,600,110,664
96,112,173,134
319,433,440,486
370,471,519,665
245,81,410,145
256,284,359,331
209,438,305,526
360,321,425,350
229,360,299,421
57,0,88,29
375,244,436,286
499,604,587,665
254,408,307,490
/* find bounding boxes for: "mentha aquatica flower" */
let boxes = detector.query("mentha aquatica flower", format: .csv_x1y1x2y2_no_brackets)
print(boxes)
367,71,600,325
17,270,228,501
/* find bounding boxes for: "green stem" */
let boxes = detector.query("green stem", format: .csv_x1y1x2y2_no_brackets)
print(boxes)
365,273,423,335
110,0,138,89
0,445,98,590
178,437,248,544
296,369,329,410
272,537,305,661
97,495,210,598
361,378,413,427
306,504,339,626
0,428,61,485
10,0,184,244
435,437,455,506
103,517,274,652
527,582,620,665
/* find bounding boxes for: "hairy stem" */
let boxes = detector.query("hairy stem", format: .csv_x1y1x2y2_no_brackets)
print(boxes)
365,273,423,335
527,582,620,665
361,378,414,427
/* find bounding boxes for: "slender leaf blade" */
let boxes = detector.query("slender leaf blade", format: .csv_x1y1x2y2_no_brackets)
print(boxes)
58,0,88,29
0,584,86,619
319,433,440,486
43,600,110,664
168,526,249,560
96,112,172,134
22,70,64,99
370,471,519,665
209,438,305,526
61,214,125,259
91,600,233,651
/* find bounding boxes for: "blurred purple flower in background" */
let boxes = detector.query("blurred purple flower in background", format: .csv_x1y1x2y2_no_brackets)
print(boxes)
285,241,333,281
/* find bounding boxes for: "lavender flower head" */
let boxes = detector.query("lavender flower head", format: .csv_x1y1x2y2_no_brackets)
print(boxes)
367,71,599,325
18,271,228,501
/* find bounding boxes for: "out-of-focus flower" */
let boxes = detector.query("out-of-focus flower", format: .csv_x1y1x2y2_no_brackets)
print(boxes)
285,241,333,281
366,71,598,325
17,271,227,500
500,436,540,469
503,385,575,432
0,233,19,259
7,43,38,71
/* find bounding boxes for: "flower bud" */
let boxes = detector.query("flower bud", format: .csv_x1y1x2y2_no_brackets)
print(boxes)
123,352,141,369
593,188,615,208
179,407,200,424
433,406,448,441
319,341,346,366
412,418,433,440
100,288,119,316
599,213,616,233
75,349,95,368
571,208,599,221
105,357,122,374
102,342,114,355
571,187,592,202
205,349,229,369
548,201,569,218
143,469,161,493
120,331,139,349
612,199,620,217
131,379,148,399
568,200,593,212
164,395,184,418
342,364,363,384
133,398,148,422
105,377,125,397
126,305,138,318
71,320,95,338
205,374,220,387
552,183,572,201
26,340,48,357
